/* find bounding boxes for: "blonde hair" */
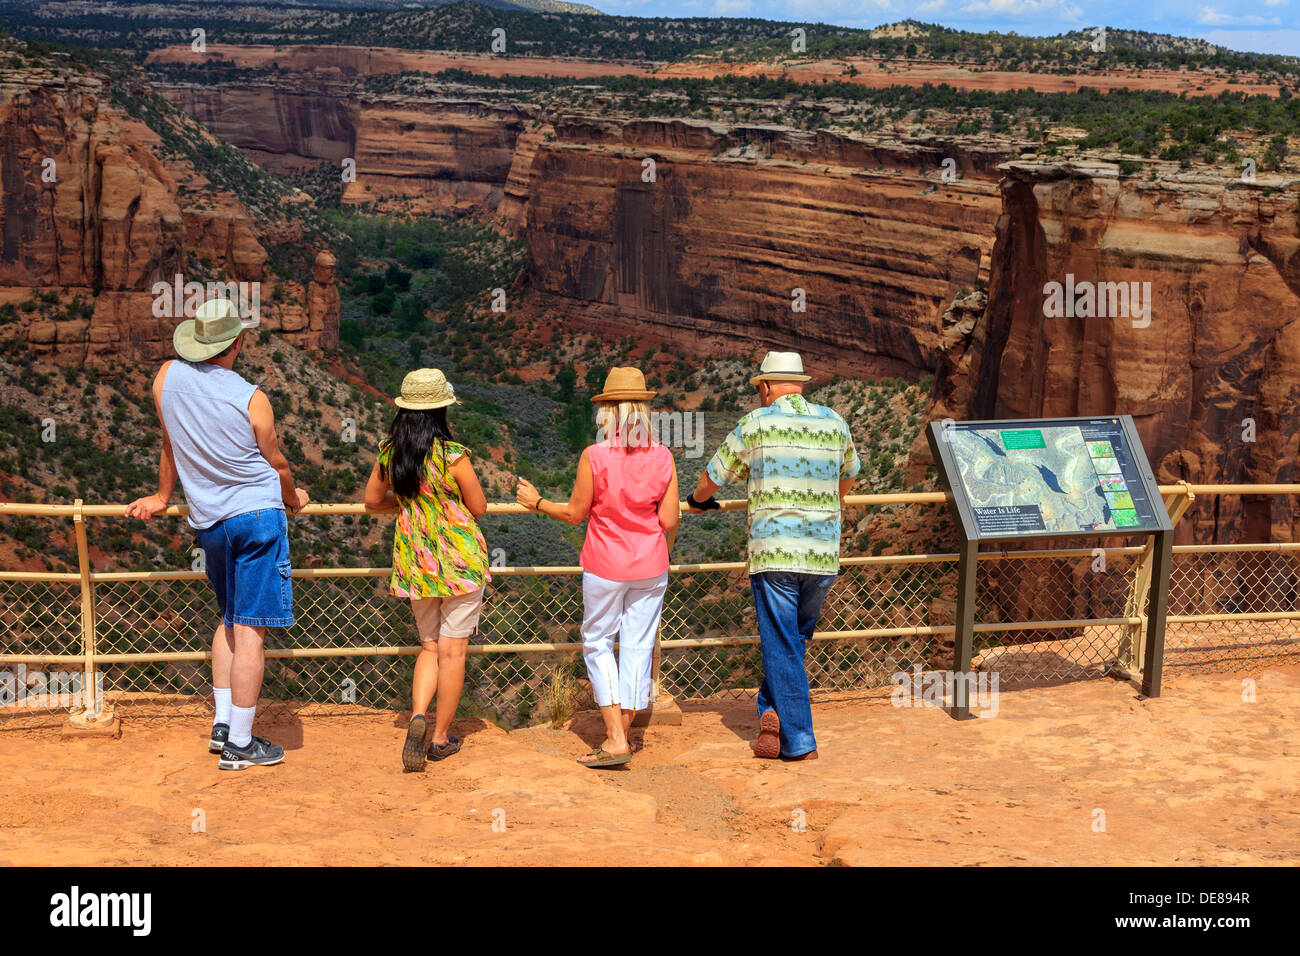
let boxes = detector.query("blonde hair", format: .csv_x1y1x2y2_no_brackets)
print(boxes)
595,400,652,449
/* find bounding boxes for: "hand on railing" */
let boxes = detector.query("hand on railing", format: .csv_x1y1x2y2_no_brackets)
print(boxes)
124,494,170,521
685,491,721,513
515,478,542,512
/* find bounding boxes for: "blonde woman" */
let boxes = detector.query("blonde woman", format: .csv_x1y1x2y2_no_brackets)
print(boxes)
516,367,678,768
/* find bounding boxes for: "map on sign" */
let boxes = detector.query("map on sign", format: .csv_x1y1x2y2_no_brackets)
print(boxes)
940,418,1164,538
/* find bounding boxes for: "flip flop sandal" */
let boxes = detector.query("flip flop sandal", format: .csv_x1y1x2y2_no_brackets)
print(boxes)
402,715,428,772
428,735,461,761
577,747,631,769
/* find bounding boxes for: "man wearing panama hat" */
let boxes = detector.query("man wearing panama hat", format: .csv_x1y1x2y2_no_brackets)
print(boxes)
689,351,860,761
127,297,310,771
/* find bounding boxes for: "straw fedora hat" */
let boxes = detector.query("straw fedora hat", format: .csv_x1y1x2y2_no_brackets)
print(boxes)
394,368,460,410
173,298,255,363
590,366,656,403
750,350,812,386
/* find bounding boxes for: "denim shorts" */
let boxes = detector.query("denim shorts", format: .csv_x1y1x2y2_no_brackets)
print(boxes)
194,508,294,629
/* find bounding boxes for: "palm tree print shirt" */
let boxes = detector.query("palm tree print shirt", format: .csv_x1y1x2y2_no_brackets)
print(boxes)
706,393,860,574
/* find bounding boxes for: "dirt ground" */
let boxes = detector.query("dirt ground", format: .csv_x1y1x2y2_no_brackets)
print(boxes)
2,667,1297,866
656,57,1283,97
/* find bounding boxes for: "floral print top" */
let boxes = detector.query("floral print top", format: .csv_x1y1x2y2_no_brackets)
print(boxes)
376,439,491,598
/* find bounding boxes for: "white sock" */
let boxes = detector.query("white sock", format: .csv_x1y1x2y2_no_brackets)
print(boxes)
229,704,256,748
213,687,232,726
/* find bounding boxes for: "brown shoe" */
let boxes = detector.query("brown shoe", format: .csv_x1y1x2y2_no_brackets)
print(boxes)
782,749,819,761
753,709,781,759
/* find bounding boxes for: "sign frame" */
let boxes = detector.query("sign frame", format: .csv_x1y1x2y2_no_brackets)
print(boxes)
929,415,1172,542
926,415,1174,718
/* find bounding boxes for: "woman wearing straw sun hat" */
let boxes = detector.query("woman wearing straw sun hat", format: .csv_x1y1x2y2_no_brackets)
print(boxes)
363,368,490,772
516,367,679,768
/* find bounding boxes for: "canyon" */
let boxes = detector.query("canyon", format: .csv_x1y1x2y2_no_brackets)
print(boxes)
159,80,1010,378
155,73,1300,545
5,51,1300,545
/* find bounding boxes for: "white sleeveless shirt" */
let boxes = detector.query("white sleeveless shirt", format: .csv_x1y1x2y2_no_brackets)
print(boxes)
158,361,283,530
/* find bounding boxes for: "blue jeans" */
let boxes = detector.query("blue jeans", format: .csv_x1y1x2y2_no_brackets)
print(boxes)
194,508,294,628
751,571,836,757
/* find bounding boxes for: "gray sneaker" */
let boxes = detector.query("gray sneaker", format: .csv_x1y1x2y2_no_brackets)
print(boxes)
209,722,229,754
218,735,285,771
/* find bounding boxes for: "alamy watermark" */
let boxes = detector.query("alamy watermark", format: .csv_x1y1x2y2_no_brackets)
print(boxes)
595,411,706,458
151,274,262,324
1043,274,1151,328
1,664,104,713
890,664,1000,716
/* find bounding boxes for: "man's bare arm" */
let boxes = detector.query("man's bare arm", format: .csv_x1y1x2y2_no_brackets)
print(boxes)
248,389,308,512
126,362,177,520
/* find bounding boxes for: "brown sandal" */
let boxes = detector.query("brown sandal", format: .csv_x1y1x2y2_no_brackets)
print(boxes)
577,747,631,768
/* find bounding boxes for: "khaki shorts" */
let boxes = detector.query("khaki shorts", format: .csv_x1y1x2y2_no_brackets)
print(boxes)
410,588,484,642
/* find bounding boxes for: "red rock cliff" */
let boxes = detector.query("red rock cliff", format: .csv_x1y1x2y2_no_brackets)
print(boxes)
505,117,1009,378
163,84,530,216
0,67,338,363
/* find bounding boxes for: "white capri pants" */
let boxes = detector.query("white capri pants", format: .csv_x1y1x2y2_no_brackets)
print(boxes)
581,570,669,711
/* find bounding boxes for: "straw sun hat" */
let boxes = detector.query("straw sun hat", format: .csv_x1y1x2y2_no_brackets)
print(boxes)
173,298,257,363
394,368,460,410
590,367,656,403
749,350,812,386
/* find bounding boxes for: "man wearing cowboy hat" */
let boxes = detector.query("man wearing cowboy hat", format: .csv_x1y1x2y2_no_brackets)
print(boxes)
127,297,310,771
689,351,859,761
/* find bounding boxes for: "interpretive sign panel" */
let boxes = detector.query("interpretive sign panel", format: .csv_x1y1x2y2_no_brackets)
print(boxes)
930,416,1170,541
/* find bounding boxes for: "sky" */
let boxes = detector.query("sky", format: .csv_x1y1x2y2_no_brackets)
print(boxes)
592,0,1300,57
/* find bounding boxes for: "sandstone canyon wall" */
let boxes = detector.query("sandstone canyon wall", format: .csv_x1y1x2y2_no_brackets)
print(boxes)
160,82,1011,377
504,119,1009,379
164,84,530,216
0,67,338,365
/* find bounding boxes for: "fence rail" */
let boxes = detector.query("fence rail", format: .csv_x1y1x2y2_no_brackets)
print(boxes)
2,487,1299,729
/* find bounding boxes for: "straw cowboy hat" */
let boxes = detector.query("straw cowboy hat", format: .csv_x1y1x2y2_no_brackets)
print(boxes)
590,367,656,403
173,297,256,363
394,368,460,410
750,350,812,386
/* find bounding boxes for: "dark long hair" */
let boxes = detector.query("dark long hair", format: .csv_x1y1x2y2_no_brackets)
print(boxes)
384,407,453,500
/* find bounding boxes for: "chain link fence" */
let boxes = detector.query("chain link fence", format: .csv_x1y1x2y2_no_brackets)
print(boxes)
1166,547,1300,672
3,492,1299,731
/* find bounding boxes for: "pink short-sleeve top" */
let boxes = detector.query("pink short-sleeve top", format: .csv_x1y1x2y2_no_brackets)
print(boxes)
580,440,675,581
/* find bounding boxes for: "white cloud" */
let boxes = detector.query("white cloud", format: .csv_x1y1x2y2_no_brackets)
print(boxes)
1196,7,1281,25
710,0,754,13
958,0,1083,20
